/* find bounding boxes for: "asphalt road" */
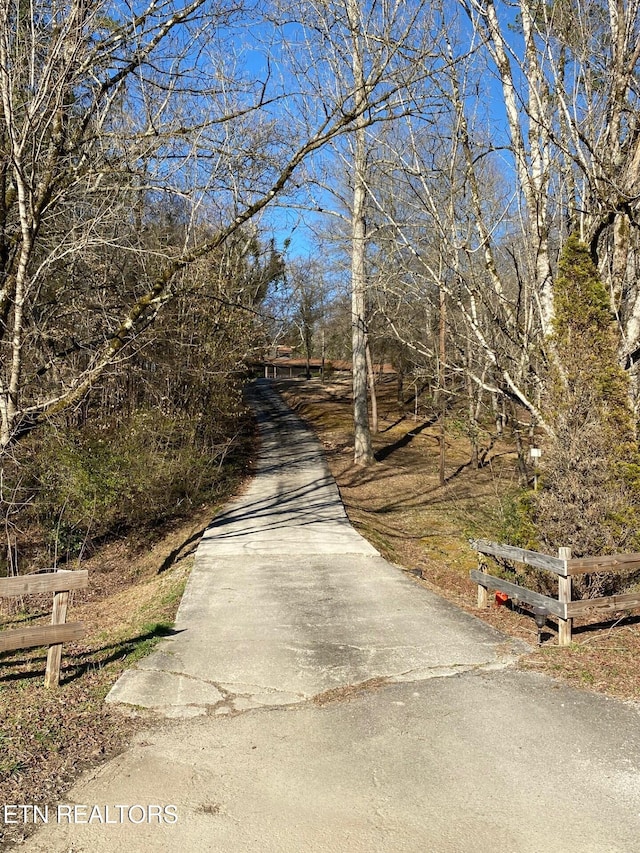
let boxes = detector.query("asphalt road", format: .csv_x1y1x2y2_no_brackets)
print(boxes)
20,379,640,852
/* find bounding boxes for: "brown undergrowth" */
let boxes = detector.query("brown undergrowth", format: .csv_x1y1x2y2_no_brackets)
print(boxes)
0,493,251,850
277,377,640,706
2,376,639,850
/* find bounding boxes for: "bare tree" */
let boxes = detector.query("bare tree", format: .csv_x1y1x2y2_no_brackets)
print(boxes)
0,0,406,454
273,0,441,463
454,0,640,371
357,0,640,452
266,256,329,376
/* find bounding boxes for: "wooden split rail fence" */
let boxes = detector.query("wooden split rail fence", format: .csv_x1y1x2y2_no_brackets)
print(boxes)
470,539,640,646
0,569,88,686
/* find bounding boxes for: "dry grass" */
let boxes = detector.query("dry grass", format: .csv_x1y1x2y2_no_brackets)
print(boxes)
2,377,639,850
277,377,640,705
0,501,242,850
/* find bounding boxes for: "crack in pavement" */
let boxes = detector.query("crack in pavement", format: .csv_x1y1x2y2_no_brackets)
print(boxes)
19,381,640,853
115,652,525,719
107,381,530,719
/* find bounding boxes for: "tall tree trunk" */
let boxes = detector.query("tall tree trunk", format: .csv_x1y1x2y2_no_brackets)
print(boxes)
511,402,528,488
349,0,373,465
467,370,479,469
365,334,378,434
439,287,446,486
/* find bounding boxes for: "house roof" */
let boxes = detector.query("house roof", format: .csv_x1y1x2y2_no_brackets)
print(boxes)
259,357,397,374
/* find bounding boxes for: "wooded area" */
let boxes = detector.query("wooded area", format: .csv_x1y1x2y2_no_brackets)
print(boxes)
0,0,639,577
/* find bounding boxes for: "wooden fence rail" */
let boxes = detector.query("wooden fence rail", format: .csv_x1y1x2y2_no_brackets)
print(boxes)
0,570,88,686
470,539,640,646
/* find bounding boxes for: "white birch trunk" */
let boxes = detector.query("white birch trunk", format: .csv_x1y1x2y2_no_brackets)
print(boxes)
348,0,373,465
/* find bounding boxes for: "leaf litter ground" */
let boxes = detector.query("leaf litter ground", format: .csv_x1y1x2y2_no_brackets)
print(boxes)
277,377,640,706
2,378,639,849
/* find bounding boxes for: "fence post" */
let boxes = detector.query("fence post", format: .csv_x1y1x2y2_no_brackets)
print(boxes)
476,552,488,609
557,547,573,646
44,588,70,688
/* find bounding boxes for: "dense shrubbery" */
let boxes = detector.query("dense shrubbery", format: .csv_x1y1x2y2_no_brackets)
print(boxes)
4,402,253,570
508,237,640,596
0,231,281,575
21,407,253,563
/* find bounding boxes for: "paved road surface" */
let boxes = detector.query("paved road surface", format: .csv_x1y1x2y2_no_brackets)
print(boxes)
21,380,640,852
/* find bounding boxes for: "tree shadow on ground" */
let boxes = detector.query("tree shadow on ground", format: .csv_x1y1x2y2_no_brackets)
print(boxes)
572,613,640,635
59,625,184,685
157,528,208,574
374,417,438,462
0,625,184,685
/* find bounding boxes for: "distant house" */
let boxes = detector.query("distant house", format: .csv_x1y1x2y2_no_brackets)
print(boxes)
261,357,326,379
256,354,396,380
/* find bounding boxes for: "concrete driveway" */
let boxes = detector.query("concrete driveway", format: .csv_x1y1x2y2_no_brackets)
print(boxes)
20,380,640,852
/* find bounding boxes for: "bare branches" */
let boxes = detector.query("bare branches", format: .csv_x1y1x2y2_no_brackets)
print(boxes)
1,0,445,448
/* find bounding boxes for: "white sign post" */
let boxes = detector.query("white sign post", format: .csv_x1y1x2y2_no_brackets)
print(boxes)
530,447,542,491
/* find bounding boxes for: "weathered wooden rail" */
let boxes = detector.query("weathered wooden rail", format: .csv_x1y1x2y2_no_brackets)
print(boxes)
0,569,88,686
470,539,640,646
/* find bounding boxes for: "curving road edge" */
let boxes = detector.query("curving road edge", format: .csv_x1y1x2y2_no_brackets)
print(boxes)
20,380,640,853
105,379,527,715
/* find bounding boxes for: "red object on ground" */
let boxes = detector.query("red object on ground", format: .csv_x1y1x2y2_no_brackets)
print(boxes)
495,591,509,606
